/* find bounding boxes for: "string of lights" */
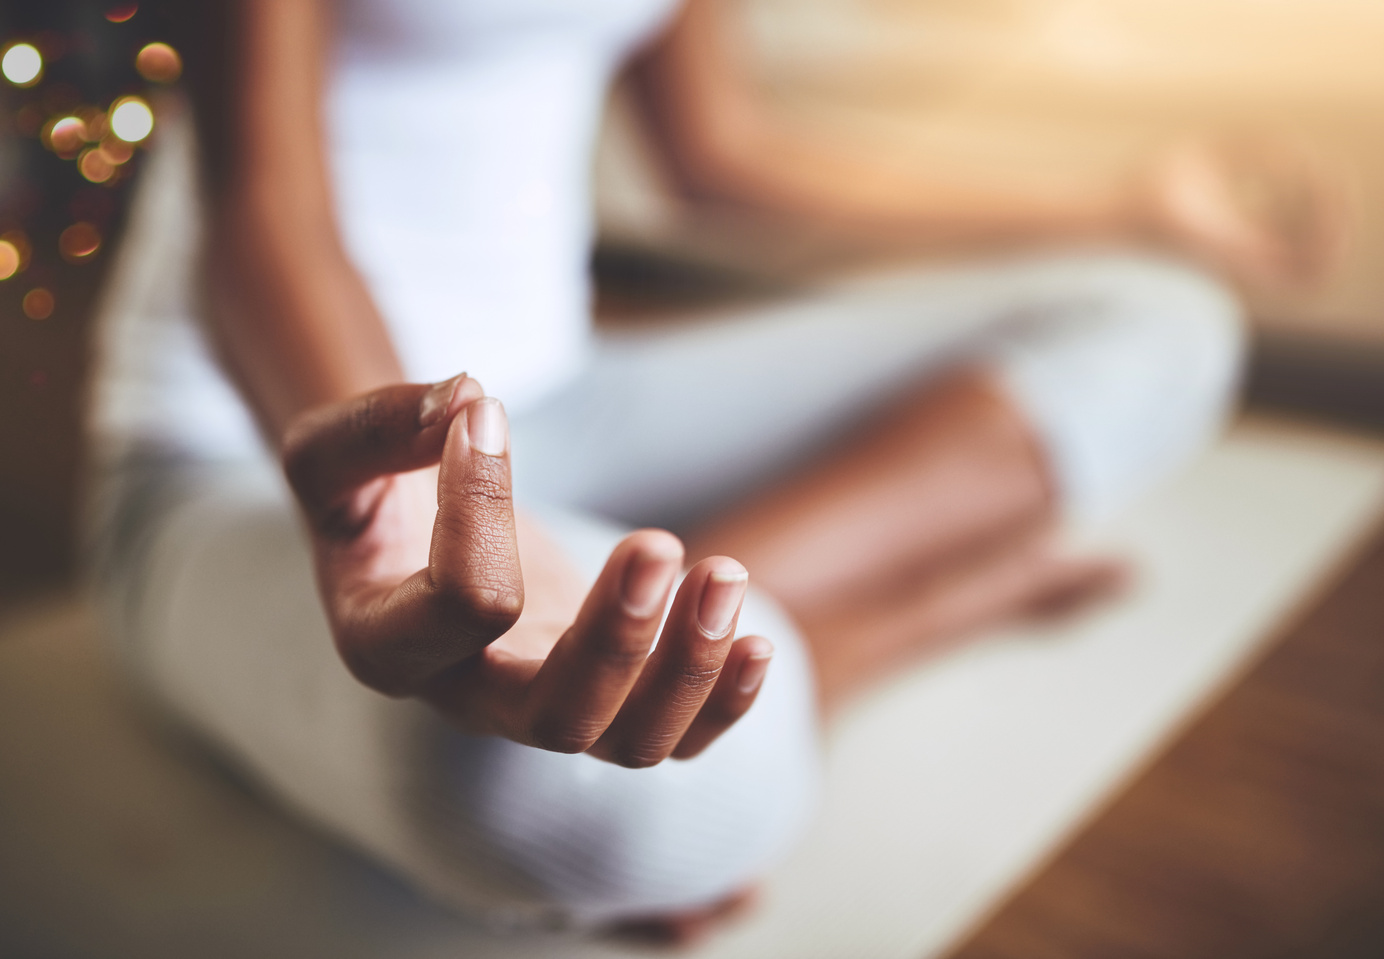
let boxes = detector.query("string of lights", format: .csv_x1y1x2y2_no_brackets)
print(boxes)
1,2,181,321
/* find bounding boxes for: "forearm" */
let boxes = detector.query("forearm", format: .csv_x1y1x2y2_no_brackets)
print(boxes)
635,0,1139,242
188,0,402,442
207,191,402,442
671,119,1135,240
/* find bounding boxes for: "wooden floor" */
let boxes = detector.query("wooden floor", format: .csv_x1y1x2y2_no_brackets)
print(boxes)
5,248,1384,955
947,524,1384,959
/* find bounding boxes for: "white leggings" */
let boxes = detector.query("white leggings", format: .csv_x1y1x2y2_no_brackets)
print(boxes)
92,250,1242,929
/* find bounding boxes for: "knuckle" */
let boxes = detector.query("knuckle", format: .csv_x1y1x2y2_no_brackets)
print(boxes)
587,633,652,670
436,512,517,567
668,659,724,696
462,471,513,510
529,715,604,755
433,580,524,635
348,393,391,452
612,741,671,769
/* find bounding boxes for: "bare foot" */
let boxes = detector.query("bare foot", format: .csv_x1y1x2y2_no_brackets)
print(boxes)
800,531,1129,712
609,886,761,948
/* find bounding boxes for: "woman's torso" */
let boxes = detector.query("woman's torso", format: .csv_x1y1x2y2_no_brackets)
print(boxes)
89,0,677,460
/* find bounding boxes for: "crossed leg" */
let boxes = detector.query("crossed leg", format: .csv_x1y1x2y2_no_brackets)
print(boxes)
684,369,1126,712
515,252,1242,715
93,251,1241,935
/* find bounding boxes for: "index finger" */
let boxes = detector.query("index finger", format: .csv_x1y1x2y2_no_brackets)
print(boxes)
282,373,483,532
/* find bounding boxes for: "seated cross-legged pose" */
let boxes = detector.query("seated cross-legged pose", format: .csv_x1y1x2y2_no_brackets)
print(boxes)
86,0,1331,939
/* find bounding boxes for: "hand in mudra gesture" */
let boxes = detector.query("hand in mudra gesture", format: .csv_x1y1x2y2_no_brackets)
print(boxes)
280,374,773,766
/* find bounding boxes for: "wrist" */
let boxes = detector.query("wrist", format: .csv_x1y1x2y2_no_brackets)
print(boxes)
203,208,405,440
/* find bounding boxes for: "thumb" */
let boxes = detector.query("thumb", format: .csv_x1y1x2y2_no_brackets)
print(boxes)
426,396,524,642
348,395,524,695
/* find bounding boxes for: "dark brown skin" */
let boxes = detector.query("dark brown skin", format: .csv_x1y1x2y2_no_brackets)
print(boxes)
281,374,774,767
682,370,1128,711
197,0,403,435
632,0,1126,241
180,0,775,772
632,0,1346,281
175,0,1334,940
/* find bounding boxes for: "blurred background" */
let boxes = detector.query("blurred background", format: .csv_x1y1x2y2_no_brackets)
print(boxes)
5,0,1384,592
2,2,1384,956
0,1,167,591
602,0,1384,330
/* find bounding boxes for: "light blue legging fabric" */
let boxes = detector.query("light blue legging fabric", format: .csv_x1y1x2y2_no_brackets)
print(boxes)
91,250,1242,930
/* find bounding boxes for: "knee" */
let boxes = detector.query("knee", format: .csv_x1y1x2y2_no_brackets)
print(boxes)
1128,257,1246,418
448,739,818,928
995,254,1247,517
1090,258,1246,508
420,612,822,928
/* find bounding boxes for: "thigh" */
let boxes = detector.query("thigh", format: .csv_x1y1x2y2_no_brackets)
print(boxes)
508,249,1237,529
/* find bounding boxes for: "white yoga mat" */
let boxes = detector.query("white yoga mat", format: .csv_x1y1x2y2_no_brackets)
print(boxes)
2,417,1382,959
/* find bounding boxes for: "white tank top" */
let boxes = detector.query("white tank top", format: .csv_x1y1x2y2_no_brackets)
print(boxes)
90,0,677,459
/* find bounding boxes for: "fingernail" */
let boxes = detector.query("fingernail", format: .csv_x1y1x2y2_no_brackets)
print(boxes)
621,549,680,619
697,566,747,638
419,373,467,428
468,397,508,457
737,648,773,694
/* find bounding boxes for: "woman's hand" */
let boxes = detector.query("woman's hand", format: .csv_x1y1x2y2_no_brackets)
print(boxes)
281,374,774,766
1140,135,1349,289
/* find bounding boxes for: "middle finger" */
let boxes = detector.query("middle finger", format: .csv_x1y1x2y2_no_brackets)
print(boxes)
522,529,684,753
590,557,747,768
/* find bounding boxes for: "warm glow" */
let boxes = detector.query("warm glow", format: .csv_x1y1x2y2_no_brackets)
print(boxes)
110,97,154,142
59,222,102,262
2,230,31,272
22,288,55,320
99,136,135,165
2,43,42,87
136,42,182,83
79,148,115,183
49,117,89,156
106,4,138,23
75,106,107,140
0,241,18,281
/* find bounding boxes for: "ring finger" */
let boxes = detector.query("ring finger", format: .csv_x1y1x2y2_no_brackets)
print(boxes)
589,557,747,767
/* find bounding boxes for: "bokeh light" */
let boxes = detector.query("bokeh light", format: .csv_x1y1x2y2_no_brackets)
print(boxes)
58,222,102,262
105,4,138,23
0,241,19,281
109,97,153,142
2,231,32,272
74,105,106,139
22,288,55,320
2,43,43,87
79,148,115,184
99,136,134,165
136,42,182,83
49,116,89,157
